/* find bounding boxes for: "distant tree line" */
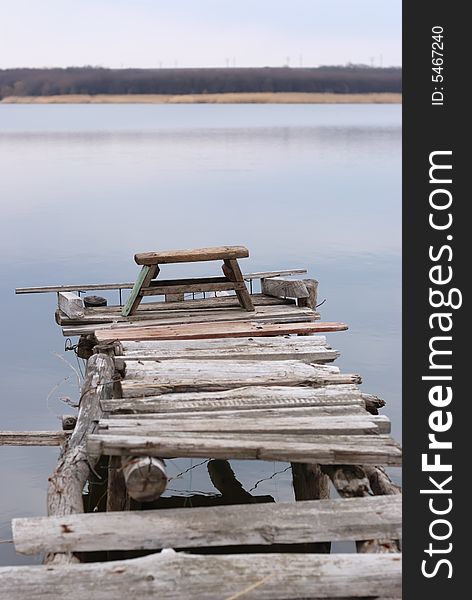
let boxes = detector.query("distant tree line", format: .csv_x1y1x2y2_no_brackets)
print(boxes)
0,66,401,98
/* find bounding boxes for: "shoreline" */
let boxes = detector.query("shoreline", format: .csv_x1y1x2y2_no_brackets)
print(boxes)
1,92,401,104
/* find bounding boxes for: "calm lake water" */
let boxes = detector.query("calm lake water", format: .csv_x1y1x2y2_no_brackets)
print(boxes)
0,104,401,564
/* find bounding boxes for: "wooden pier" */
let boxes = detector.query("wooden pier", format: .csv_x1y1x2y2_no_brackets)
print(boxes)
1,247,402,599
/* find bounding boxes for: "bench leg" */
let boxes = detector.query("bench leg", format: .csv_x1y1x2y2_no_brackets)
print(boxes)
122,265,160,317
222,259,255,311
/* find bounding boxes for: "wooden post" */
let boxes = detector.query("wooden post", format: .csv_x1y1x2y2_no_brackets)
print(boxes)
106,456,130,512
122,456,167,502
291,463,331,553
46,353,115,564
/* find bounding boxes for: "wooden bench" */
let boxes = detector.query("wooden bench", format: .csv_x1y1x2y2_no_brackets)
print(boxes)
122,246,255,316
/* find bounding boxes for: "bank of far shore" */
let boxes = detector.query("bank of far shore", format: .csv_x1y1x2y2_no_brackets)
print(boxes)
1,92,401,104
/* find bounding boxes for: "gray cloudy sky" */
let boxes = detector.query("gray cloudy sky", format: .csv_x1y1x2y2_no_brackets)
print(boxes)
0,0,401,69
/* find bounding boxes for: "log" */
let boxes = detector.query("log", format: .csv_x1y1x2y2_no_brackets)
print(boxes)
94,321,348,343
87,433,403,465
57,292,84,319
121,456,167,502
0,551,402,599
12,495,401,555
46,353,115,564
0,431,69,446
119,336,339,363
322,465,401,553
100,385,378,414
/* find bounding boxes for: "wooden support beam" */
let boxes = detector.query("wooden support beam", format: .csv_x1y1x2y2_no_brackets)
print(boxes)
46,353,115,564
57,292,84,319
0,551,402,599
261,277,309,299
12,495,401,555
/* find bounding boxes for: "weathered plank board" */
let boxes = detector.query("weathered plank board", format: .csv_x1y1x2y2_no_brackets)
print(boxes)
13,495,401,554
57,292,84,319
119,360,360,396
87,433,402,465
107,405,370,419
61,305,319,334
0,431,69,446
119,336,339,363
99,414,391,435
134,245,249,264
100,385,380,414
121,335,327,350
0,552,402,599
94,320,348,342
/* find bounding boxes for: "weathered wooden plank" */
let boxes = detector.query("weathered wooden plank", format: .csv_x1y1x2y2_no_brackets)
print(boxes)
15,272,306,295
135,245,249,265
99,415,391,435
141,280,237,296
121,335,327,351
61,305,318,334
57,292,84,319
107,405,369,419
261,277,309,299
13,495,401,554
0,552,402,599
100,385,376,414
120,336,338,363
94,320,348,343
322,465,401,554
119,360,360,396
87,433,402,465
0,431,69,446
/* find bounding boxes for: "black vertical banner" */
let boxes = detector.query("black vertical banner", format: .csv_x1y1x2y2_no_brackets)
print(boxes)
403,2,466,598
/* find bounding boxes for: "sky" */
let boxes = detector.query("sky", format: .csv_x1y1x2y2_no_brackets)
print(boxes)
0,0,401,69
